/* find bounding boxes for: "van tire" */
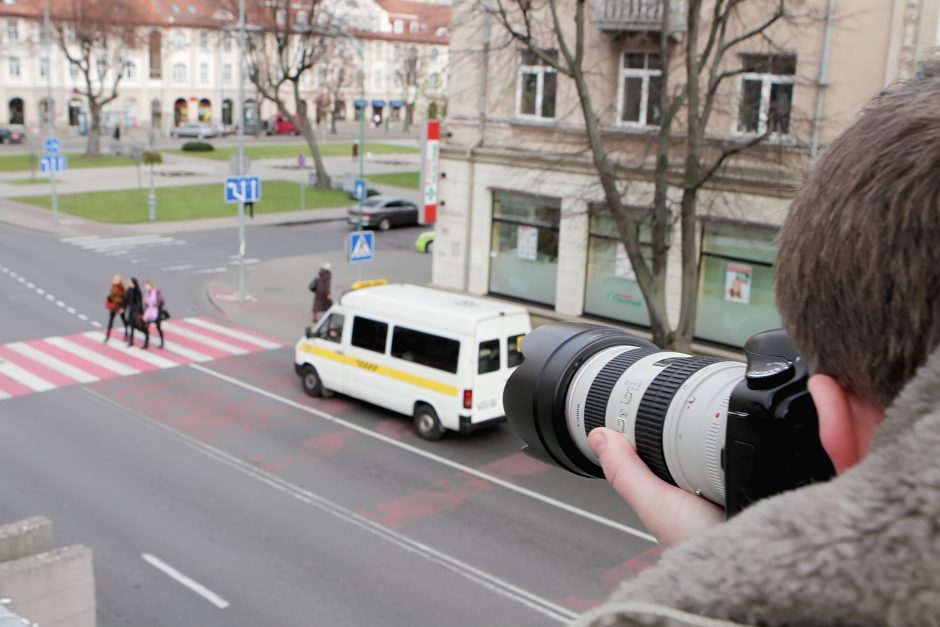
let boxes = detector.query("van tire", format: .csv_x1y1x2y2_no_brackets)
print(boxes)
301,365,323,397
414,404,444,440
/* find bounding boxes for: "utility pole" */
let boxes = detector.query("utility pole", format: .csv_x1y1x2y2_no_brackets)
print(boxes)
44,0,59,224
237,0,247,303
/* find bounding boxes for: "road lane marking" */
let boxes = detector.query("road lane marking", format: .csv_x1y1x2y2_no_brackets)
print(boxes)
160,322,247,355
0,360,55,391
86,391,573,622
141,553,230,609
188,364,658,544
84,332,180,369
183,317,281,350
160,340,212,362
44,337,140,376
6,342,98,384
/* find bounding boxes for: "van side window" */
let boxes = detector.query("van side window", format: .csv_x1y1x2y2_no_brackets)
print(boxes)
315,313,344,343
351,316,388,353
478,339,500,374
508,334,525,367
391,326,460,373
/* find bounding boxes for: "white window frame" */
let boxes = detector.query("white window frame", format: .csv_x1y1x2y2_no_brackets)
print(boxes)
6,19,17,42
393,19,403,33
222,63,232,82
198,31,209,49
616,51,661,128
39,56,49,79
515,50,557,120
123,60,136,80
171,30,187,49
736,58,795,138
69,61,78,78
9,56,20,78
199,61,209,83
172,62,187,82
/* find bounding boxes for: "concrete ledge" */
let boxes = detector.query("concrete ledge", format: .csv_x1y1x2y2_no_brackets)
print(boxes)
0,544,96,627
0,516,54,563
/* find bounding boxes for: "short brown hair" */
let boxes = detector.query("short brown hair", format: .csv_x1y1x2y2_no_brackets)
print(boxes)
776,56,940,408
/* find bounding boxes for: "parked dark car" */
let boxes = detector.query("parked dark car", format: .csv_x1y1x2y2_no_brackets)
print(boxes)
347,196,420,231
0,128,25,144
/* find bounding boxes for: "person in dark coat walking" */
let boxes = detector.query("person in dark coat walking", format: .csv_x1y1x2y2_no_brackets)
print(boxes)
124,277,144,347
311,262,332,324
104,274,126,342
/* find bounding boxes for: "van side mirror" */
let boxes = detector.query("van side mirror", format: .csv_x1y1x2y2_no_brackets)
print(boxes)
305,325,314,339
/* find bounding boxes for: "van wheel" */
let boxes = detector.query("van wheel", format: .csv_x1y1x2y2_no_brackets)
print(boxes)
378,218,391,231
414,405,444,440
301,365,323,397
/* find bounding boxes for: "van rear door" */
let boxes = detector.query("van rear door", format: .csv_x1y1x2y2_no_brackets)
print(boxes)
472,336,505,421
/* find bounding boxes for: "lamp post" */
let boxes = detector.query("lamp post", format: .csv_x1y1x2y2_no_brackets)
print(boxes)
237,0,247,303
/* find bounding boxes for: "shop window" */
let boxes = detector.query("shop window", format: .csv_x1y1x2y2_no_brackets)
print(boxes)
737,54,795,137
488,190,560,307
694,220,781,347
583,204,657,327
517,49,557,119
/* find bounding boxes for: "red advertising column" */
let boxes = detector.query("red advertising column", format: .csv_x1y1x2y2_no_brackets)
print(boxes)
419,119,440,224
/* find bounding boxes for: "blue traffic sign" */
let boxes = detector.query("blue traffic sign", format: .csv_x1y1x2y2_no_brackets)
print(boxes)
44,137,60,155
348,230,375,264
353,178,367,201
224,176,261,203
39,155,67,173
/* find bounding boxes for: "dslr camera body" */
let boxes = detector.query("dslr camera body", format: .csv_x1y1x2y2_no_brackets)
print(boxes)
503,322,835,516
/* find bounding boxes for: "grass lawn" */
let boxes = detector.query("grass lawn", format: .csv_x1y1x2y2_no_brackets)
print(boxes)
6,177,56,185
167,142,419,162
0,153,139,173
367,171,420,190
16,180,352,224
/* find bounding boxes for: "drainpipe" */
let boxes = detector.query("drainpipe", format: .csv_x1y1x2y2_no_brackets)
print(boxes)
462,3,490,293
809,0,835,164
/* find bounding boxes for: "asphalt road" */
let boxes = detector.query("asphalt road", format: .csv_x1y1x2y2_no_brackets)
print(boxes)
0,219,659,625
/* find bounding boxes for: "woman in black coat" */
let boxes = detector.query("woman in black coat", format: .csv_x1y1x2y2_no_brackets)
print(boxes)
124,277,144,347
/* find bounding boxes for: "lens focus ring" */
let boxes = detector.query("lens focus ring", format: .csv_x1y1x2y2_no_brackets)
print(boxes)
583,349,658,435
635,356,723,486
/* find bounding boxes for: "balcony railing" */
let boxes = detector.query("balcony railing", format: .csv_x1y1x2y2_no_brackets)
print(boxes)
593,0,685,33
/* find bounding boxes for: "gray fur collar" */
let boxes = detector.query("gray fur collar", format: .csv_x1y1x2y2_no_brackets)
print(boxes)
577,348,940,626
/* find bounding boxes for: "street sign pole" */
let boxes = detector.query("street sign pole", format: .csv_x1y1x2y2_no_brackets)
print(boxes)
44,0,58,225
237,0,247,303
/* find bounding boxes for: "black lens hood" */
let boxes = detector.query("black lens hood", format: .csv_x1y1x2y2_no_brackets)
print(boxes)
503,322,658,477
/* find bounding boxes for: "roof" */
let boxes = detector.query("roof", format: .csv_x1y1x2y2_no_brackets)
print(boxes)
340,284,530,336
372,0,450,33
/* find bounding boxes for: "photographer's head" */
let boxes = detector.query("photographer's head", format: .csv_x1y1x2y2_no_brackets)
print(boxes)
776,56,940,471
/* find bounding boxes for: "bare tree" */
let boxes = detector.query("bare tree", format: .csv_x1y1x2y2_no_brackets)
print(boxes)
391,44,423,132
241,0,330,188
490,0,796,350
320,38,354,135
51,0,140,158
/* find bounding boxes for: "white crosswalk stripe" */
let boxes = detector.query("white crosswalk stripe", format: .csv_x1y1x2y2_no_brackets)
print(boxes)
184,318,281,350
160,322,247,355
60,235,260,275
0,360,55,391
161,341,212,363
83,332,179,369
44,337,140,376
6,342,98,383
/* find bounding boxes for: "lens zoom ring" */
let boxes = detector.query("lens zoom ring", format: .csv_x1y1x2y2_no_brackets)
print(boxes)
583,349,657,435
635,356,723,486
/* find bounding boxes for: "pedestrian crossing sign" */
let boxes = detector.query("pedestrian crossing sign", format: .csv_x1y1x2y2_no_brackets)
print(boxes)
348,230,375,264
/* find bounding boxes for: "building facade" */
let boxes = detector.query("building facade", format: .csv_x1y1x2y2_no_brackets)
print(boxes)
435,0,940,348
0,0,449,136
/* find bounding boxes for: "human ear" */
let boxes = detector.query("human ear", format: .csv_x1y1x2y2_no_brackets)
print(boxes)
807,374,860,474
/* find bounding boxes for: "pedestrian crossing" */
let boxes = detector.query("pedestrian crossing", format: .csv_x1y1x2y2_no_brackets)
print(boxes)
59,235,260,276
0,316,284,402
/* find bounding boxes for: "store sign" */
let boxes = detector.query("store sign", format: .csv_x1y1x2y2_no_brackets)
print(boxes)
724,263,753,304
517,225,538,261
615,244,637,280
419,119,440,224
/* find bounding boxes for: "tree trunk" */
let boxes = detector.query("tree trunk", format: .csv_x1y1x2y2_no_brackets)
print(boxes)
85,101,102,158
290,85,330,189
330,111,337,134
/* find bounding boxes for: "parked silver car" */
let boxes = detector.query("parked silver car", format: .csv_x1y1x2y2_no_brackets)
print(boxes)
347,196,420,231
170,123,217,139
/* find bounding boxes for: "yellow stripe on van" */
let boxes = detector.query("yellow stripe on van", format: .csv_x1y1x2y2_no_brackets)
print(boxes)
299,342,459,397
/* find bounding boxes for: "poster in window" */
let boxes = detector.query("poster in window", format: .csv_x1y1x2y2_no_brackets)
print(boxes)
517,225,538,261
615,244,637,280
724,263,752,304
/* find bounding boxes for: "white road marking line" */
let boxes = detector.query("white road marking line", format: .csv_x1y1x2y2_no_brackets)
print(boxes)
189,364,658,544
0,360,55,391
91,321,102,328
26,282,34,289
83,390,572,622
45,294,54,301
9,272,17,278
161,323,247,355
73,234,175,248
60,235,101,242
7,342,98,383
44,337,139,376
84,332,178,368
36,288,45,295
56,301,65,307
161,340,212,362
189,267,228,275
17,277,25,283
78,314,89,321
66,307,76,314
141,553,230,610
0,389,9,400
184,318,280,350
160,263,194,271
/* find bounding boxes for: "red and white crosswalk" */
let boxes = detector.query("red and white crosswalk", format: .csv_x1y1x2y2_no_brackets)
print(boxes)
0,316,284,402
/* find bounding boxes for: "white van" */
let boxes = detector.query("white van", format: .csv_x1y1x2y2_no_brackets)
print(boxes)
294,283,531,439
